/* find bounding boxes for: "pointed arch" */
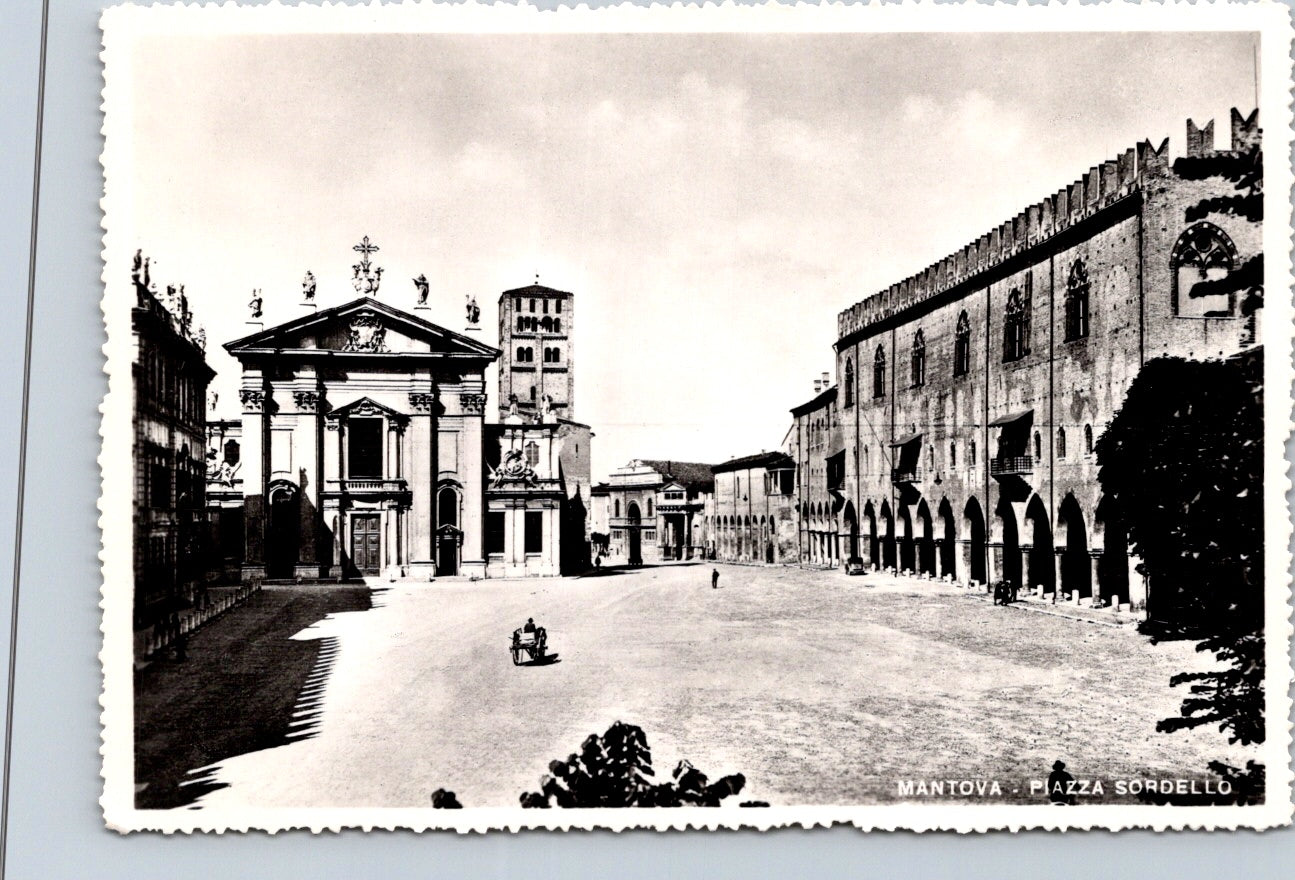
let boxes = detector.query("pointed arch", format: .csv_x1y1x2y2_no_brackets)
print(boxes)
1024,494,1054,595
953,309,971,376
963,496,987,584
873,345,887,398
915,499,935,575
1057,493,1092,601
843,358,855,407
937,497,957,579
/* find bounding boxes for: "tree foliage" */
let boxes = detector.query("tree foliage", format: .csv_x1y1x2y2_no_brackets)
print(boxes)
519,721,747,808
1095,356,1263,630
1098,354,1265,803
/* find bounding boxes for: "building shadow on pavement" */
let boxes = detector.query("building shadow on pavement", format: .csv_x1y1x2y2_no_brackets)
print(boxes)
133,583,375,809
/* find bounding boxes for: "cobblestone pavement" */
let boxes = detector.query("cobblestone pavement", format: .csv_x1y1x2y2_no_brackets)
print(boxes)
163,564,1249,811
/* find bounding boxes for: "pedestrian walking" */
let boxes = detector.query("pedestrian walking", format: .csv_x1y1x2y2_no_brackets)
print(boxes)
711,569,719,589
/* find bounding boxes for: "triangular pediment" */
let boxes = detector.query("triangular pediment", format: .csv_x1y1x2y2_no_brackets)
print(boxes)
325,396,408,423
224,297,500,360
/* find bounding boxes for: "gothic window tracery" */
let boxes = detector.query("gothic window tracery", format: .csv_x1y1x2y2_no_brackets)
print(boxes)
843,358,854,407
1064,260,1090,341
1003,288,1028,361
911,330,926,387
954,310,971,376
1172,222,1238,317
873,346,886,399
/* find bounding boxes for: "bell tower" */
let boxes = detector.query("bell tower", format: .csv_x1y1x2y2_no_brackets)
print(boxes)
497,281,575,421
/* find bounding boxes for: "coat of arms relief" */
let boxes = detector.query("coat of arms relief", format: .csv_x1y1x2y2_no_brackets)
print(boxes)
342,311,389,353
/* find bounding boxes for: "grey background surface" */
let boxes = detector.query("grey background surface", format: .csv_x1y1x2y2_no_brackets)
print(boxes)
2,1,1293,877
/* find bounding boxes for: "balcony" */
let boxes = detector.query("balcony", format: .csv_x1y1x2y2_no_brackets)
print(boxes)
990,456,1034,477
890,467,922,484
326,478,410,495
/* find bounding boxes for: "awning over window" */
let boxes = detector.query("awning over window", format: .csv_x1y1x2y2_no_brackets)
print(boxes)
889,432,922,447
988,409,1034,427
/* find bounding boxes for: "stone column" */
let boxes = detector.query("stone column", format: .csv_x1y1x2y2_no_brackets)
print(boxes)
407,390,437,578
1089,550,1104,608
239,373,266,583
934,538,946,579
293,384,321,580
458,390,488,577
958,539,973,585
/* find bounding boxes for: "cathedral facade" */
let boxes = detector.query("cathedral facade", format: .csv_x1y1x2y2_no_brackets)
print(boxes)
211,248,592,582
818,111,1262,611
225,297,500,581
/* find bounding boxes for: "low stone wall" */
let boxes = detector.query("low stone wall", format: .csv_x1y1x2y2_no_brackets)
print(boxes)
134,581,263,665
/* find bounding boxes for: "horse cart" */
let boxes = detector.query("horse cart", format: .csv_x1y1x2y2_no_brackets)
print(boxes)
510,627,548,665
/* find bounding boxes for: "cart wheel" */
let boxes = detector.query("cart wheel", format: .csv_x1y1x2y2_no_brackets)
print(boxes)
511,648,522,665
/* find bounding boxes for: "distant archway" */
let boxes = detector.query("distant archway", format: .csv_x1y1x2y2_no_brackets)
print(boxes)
627,502,642,566
995,496,1021,590
898,506,915,573
915,500,935,576
937,498,957,579
964,497,987,584
880,501,896,570
864,501,879,568
1097,508,1131,605
1058,493,1092,600
843,501,859,561
1025,494,1055,595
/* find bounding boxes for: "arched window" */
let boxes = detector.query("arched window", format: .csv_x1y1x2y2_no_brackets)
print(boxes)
862,446,869,474
555,299,562,313
970,439,977,466
529,386,537,401
843,358,854,407
614,499,620,518
516,346,527,362
873,346,886,398
437,486,459,527
949,441,957,468
1064,260,1090,340
953,310,971,377
1172,222,1238,317
1058,427,1067,459
1003,289,1027,361
529,298,536,313
1084,424,1093,455
517,316,525,332
540,316,553,333
647,497,653,517
911,330,926,387
1033,431,1042,461
542,298,549,314
927,444,935,471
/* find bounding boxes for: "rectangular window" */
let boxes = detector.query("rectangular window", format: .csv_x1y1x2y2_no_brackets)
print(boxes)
524,511,543,554
543,299,549,314
486,512,506,555
347,417,383,478
556,299,562,313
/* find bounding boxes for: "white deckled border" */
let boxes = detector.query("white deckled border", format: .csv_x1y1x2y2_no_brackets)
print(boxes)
98,0,1295,834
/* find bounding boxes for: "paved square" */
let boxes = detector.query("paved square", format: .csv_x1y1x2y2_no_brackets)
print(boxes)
186,564,1244,809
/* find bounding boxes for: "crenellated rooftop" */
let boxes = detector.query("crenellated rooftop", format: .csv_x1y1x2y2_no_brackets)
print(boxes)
836,109,1260,346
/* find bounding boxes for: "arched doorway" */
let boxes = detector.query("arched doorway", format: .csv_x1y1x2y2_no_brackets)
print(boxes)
627,502,642,566
964,497,987,585
880,502,897,570
898,506,915,573
915,501,935,576
864,502,879,567
937,498,957,579
843,502,859,561
266,481,300,579
1058,494,1091,600
995,496,1021,590
1025,495,1054,595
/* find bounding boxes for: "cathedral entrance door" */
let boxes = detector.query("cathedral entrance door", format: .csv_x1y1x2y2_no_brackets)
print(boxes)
350,514,381,576
437,526,460,576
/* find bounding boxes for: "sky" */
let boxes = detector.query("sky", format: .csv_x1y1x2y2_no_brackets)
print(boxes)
121,30,1259,482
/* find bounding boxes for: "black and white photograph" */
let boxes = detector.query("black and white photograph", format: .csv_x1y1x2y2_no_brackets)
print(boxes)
97,1,1294,832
